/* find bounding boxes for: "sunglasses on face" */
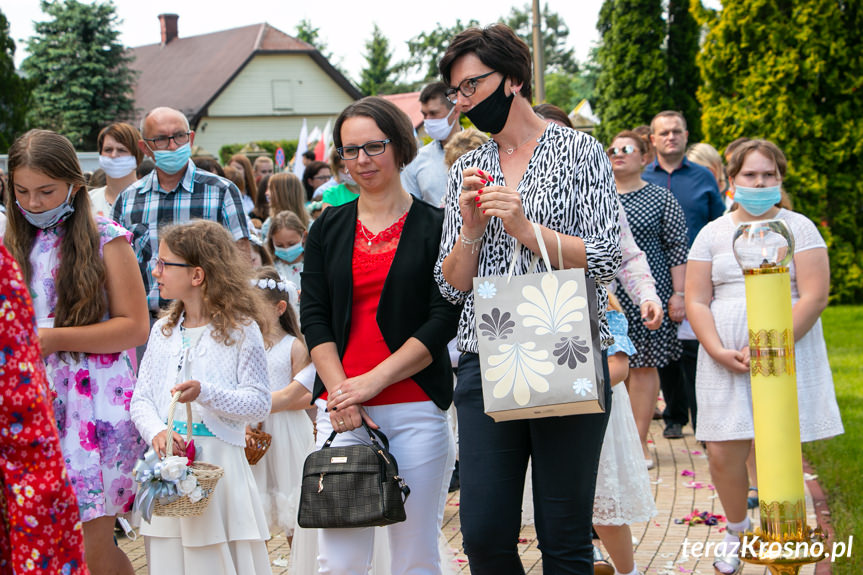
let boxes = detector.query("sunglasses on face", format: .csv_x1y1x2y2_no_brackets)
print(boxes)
606,145,636,157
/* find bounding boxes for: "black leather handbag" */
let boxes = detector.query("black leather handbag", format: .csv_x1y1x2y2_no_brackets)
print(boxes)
297,421,411,528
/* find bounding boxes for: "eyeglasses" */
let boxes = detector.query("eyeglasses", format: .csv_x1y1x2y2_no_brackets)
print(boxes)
606,145,636,157
155,257,194,273
337,139,391,160
311,174,331,181
445,71,496,104
144,131,191,151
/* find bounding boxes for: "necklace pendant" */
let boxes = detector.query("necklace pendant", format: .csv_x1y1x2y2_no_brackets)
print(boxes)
506,148,514,155
368,240,372,246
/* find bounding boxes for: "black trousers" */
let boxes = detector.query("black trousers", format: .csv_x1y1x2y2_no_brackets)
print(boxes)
454,352,611,575
658,340,699,433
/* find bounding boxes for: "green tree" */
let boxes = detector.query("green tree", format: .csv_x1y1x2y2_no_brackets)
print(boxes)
0,9,31,152
697,0,863,302
503,3,579,76
359,24,398,96
296,18,332,60
401,19,480,83
666,0,701,141
594,0,668,143
22,0,135,151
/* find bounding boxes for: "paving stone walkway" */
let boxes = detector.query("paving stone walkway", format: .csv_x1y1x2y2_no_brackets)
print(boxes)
120,415,827,574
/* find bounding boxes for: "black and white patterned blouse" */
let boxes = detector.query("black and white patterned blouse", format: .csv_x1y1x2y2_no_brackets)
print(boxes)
434,122,621,352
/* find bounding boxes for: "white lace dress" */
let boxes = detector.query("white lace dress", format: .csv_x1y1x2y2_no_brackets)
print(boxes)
252,334,315,536
593,310,657,525
689,210,844,442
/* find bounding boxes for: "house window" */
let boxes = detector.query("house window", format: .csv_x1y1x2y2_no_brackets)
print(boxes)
272,80,294,111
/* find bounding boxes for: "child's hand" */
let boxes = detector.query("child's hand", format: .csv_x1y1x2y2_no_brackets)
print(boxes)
153,429,186,458
714,348,749,374
171,380,201,403
37,327,58,357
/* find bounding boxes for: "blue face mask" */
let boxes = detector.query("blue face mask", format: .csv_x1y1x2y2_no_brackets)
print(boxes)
275,243,304,263
16,184,76,229
734,184,782,216
152,142,192,175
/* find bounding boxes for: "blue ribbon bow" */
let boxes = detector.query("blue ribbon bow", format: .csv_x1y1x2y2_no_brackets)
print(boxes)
133,448,182,522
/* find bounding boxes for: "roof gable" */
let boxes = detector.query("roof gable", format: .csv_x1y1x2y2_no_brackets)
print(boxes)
130,22,360,125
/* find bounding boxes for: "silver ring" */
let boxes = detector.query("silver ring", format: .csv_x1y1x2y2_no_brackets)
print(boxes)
461,184,471,191
338,420,345,426
335,389,343,396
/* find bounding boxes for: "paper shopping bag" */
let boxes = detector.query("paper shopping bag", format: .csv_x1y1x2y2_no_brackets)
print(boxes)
473,223,606,422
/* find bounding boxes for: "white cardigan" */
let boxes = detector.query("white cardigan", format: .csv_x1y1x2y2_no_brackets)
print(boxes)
131,316,272,447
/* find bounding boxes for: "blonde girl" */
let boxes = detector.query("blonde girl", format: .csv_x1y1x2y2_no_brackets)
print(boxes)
261,172,310,239
5,129,150,574
130,219,273,575
266,210,307,288
249,266,315,542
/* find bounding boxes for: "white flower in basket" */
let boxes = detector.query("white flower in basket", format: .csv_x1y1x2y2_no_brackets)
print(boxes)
133,391,224,521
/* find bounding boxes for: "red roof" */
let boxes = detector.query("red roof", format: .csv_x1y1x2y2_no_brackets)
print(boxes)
381,92,423,129
130,22,361,126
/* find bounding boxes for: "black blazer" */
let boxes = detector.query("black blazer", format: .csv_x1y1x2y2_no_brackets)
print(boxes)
300,197,462,410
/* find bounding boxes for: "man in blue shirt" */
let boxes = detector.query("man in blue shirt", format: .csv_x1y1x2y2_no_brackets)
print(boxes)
401,83,461,207
643,110,725,441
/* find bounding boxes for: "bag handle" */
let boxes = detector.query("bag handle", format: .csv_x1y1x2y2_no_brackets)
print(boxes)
323,420,390,452
164,391,192,457
506,222,564,282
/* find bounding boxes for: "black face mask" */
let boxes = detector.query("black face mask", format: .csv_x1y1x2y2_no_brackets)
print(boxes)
465,77,514,134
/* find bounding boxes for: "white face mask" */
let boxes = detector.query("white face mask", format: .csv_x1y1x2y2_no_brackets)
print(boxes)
99,154,138,179
423,106,456,141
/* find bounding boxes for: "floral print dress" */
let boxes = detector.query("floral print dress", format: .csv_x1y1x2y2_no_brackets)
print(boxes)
0,244,87,573
29,216,146,522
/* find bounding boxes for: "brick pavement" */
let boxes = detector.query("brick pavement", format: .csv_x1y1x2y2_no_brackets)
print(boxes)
120,416,826,574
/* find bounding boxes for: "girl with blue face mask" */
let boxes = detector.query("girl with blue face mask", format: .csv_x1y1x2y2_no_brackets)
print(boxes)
685,140,843,575
5,129,150,575
267,210,307,292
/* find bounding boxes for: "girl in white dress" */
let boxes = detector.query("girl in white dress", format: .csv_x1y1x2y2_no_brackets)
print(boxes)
686,140,843,575
249,267,316,543
130,220,273,575
592,294,657,575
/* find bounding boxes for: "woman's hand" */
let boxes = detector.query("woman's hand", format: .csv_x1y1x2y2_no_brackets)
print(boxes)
475,184,531,239
152,429,186,458
640,301,663,330
667,293,686,323
37,327,57,357
459,167,491,237
713,348,750,374
171,380,201,403
330,404,379,433
327,374,385,413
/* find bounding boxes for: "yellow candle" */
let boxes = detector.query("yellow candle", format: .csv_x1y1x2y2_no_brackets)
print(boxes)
744,266,806,537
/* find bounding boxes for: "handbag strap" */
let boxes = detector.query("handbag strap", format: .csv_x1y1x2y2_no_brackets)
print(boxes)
323,420,391,452
164,391,193,457
506,222,564,282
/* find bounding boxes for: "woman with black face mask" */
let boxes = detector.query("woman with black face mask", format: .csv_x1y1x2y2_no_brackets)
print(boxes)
435,24,622,574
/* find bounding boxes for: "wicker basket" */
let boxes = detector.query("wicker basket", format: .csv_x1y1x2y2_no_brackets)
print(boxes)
153,392,224,518
244,422,272,465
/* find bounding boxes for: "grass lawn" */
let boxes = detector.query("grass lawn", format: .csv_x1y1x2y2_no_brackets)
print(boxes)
801,304,863,575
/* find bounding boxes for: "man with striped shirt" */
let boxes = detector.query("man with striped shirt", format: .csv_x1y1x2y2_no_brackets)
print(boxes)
112,107,251,318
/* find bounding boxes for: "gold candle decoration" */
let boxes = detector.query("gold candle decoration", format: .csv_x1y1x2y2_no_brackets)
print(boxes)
732,219,826,574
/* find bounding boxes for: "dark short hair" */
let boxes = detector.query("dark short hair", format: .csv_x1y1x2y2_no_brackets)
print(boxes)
332,96,418,169
533,104,572,129
419,82,453,108
439,24,532,102
302,150,316,161
97,123,143,163
650,110,688,133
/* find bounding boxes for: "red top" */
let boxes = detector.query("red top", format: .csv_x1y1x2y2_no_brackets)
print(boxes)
327,212,428,406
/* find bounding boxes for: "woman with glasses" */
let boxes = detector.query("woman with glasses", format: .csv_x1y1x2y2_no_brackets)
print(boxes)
4,129,149,574
300,96,461,574
436,24,621,574
608,130,689,468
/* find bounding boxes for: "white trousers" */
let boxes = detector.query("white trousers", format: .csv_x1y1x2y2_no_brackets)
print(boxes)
314,400,455,575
